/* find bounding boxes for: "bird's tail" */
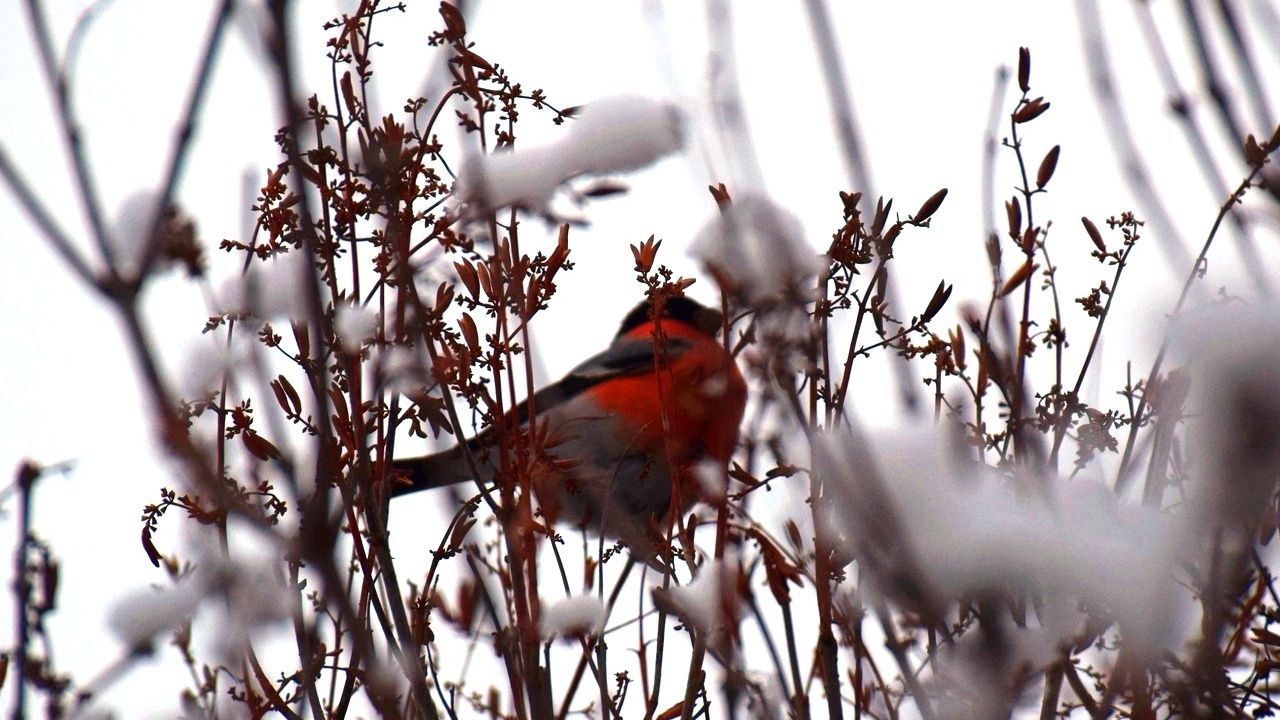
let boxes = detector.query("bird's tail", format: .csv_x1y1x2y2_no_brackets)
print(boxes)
389,394,549,498
388,434,496,498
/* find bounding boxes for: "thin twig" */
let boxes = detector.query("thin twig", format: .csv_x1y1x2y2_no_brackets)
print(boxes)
1132,0,1271,295
135,0,236,284
1047,224,1139,467
1117,158,1272,491
982,68,1010,256
0,147,98,287
262,2,435,717
22,0,115,270
11,463,39,720
1075,0,1193,273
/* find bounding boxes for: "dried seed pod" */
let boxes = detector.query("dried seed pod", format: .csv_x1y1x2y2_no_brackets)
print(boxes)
1013,97,1050,124
1244,134,1266,167
1081,216,1106,254
999,260,1036,297
949,325,966,371
922,280,953,323
913,188,948,224
708,183,732,211
458,312,480,355
1006,197,1022,239
1036,145,1060,189
455,260,480,300
1018,47,1031,93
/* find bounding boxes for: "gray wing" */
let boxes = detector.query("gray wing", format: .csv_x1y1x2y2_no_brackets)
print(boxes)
391,336,691,498
519,336,692,422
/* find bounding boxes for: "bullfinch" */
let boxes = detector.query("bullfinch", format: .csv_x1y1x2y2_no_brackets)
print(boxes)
389,296,747,556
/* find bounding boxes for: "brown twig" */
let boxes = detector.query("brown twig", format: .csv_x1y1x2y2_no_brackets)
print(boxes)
1131,0,1270,295
10,463,39,720
22,0,114,271
1116,153,1274,490
1075,0,1193,273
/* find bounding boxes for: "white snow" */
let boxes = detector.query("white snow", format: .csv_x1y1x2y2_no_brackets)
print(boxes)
377,344,432,396
814,426,1184,650
175,338,232,402
1172,304,1280,538
456,95,684,213
335,301,378,353
107,576,206,650
539,594,606,639
109,190,162,279
561,95,683,176
693,459,727,502
107,547,291,661
202,555,292,663
690,192,820,306
456,145,567,213
213,250,315,322
651,558,741,641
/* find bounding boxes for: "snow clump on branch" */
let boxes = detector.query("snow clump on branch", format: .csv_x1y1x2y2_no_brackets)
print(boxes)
456,95,683,213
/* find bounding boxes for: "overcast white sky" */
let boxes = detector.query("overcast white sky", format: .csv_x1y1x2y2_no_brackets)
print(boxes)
2,1,1277,716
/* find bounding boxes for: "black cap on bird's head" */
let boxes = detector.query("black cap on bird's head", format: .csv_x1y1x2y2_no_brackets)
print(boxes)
616,296,724,338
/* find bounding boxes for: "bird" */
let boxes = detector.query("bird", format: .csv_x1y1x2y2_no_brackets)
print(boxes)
389,295,747,558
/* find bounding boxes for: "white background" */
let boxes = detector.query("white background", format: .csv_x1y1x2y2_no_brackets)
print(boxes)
2,1,1277,716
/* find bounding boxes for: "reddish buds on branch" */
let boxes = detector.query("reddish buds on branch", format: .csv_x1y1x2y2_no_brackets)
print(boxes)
1020,227,1037,254
340,72,358,119
458,313,480,355
839,190,862,216
1036,145,1060,189
913,188,948,224
708,183,732,211
438,1,467,41
949,325,966,371
882,223,903,249
455,260,480,300
243,431,281,461
922,280,953,323
1017,47,1031,93
872,197,892,235
1006,197,1022,239
631,235,661,274
1082,216,1106,254
1013,97,1050,124
547,224,571,276
999,260,1036,297
435,282,455,313
1244,134,1267,167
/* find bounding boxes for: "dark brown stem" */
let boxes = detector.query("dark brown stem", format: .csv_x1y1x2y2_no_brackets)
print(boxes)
778,602,809,719
1062,659,1100,717
680,637,709,720
831,260,888,420
133,0,235,285
874,605,935,720
1039,663,1063,720
1007,102,1040,470
1132,0,1271,295
1117,163,1269,490
263,2,436,716
1076,0,1193,272
1047,235,1137,467
0,148,97,287
811,477,845,720
10,463,38,720
22,0,114,271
